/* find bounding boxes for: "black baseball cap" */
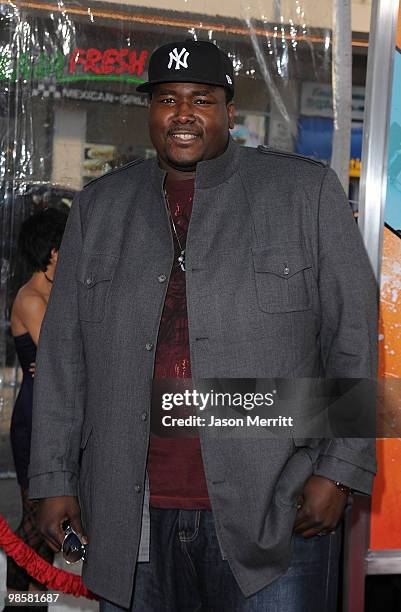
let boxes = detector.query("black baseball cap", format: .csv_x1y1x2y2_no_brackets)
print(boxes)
136,40,234,95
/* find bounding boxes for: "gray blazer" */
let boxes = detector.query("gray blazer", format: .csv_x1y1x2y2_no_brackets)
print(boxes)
28,138,377,607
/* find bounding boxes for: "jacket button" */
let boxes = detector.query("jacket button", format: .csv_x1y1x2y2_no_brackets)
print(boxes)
145,342,154,351
86,277,94,285
134,484,142,493
158,274,167,283
140,412,148,421
283,266,290,276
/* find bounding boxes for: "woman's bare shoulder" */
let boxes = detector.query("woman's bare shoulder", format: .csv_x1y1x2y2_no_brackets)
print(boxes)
12,285,47,322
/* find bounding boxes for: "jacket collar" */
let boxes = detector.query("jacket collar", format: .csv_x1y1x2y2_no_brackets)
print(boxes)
150,135,240,192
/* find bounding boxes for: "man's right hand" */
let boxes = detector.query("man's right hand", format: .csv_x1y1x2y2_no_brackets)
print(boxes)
36,496,88,552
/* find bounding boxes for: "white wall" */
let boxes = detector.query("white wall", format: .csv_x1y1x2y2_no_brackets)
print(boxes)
52,107,86,191
90,0,371,33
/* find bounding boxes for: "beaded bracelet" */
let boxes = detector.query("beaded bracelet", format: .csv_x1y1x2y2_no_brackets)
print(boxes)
333,481,353,496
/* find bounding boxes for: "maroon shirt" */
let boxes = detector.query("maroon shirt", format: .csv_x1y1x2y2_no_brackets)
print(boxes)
147,176,211,509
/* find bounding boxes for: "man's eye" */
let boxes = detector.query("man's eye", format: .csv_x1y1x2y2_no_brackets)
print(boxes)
160,98,175,104
194,99,209,104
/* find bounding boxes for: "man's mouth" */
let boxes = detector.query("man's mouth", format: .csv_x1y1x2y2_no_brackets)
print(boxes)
169,132,200,143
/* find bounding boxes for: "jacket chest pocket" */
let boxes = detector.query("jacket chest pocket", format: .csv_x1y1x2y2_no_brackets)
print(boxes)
76,253,118,322
252,245,312,313
78,421,94,532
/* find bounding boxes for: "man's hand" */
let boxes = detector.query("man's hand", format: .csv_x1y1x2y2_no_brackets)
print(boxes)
36,496,88,552
293,475,348,538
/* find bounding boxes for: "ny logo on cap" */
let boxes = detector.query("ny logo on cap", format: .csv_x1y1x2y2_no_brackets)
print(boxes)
168,47,190,70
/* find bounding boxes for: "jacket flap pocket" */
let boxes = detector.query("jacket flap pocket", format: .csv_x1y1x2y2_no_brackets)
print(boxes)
274,448,314,508
252,246,311,278
80,421,94,449
76,253,118,287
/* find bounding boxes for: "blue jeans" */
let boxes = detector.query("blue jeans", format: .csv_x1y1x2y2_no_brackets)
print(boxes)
99,507,341,612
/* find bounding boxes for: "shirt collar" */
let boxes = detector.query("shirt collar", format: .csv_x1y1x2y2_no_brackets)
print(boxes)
150,135,240,192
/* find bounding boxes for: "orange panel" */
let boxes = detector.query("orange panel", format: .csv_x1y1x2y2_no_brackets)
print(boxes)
371,227,401,549
371,438,401,549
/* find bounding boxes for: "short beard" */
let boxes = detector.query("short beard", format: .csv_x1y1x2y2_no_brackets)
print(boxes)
163,152,201,172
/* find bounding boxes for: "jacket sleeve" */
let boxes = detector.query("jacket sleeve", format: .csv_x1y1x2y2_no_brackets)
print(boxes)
313,167,378,495
28,193,86,499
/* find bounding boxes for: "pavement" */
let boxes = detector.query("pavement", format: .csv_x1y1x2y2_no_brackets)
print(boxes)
0,476,98,612
0,478,21,531
0,367,97,612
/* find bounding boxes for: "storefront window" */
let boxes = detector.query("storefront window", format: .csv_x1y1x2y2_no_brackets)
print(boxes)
0,0,369,471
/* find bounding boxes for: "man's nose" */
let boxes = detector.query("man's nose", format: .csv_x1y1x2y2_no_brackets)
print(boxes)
174,101,195,123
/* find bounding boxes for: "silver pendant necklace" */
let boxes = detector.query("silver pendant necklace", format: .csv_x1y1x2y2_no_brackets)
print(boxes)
164,190,186,272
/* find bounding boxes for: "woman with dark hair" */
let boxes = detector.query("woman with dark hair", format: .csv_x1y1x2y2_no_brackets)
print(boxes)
6,207,68,600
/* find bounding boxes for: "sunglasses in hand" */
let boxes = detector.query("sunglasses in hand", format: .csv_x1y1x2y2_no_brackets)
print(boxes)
61,519,87,564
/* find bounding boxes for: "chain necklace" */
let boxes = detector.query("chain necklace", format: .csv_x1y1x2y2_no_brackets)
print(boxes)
164,190,186,272
44,272,53,284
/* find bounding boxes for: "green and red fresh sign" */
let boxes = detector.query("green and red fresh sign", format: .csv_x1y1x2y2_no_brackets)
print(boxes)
69,48,148,78
0,46,149,84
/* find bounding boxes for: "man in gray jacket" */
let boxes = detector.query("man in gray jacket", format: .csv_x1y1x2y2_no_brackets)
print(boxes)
29,40,377,611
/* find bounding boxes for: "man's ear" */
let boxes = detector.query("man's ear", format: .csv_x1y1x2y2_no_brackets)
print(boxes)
227,102,235,130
